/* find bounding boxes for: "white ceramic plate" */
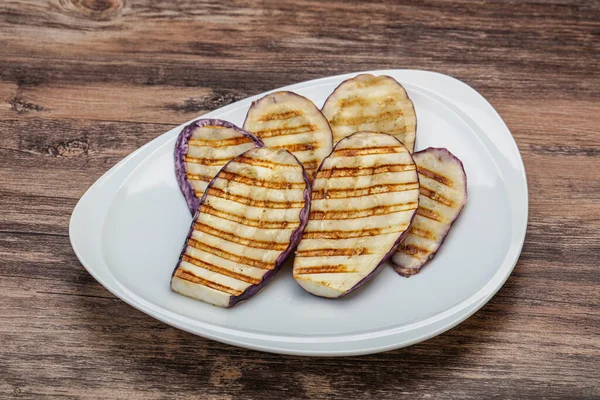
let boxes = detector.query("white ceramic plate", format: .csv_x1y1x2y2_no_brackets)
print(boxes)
70,70,527,356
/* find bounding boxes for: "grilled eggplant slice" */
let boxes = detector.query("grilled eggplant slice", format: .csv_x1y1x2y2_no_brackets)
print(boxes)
243,91,333,178
392,148,467,277
171,147,311,308
174,119,263,214
293,131,420,298
321,74,417,152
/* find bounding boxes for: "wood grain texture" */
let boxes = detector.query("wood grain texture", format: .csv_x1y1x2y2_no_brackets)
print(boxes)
1,0,599,398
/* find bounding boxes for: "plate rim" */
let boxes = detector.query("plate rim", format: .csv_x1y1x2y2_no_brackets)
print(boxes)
69,69,528,356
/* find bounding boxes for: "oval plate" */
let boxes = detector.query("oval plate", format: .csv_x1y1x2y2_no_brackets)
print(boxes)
70,70,528,356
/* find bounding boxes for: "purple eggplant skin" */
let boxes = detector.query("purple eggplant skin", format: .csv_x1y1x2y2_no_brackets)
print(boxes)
393,147,468,277
172,148,312,308
174,118,264,215
294,131,419,298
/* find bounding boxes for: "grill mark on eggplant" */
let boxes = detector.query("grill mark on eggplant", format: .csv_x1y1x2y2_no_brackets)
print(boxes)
174,269,243,296
418,167,453,187
337,96,397,108
303,224,409,239
280,143,316,152
187,238,274,270
416,207,444,222
294,265,358,275
295,248,372,257
235,155,298,169
396,251,423,260
186,173,214,182
387,126,408,135
251,124,316,139
188,136,253,147
409,227,437,240
194,222,289,251
329,110,404,127
217,171,306,190
206,187,305,209
317,164,415,178
332,146,406,157
398,244,430,256
312,183,419,200
310,202,418,220
301,160,318,171
420,186,454,207
185,155,233,166
181,254,261,284
199,204,299,229
257,110,303,121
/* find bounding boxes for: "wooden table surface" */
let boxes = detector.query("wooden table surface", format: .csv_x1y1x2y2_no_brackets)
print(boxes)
1,1,599,398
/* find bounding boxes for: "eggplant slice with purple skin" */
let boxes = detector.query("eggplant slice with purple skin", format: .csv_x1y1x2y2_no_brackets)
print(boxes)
392,148,467,277
243,91,333,178
171,147,311,308
321,74,417,152
174,119,263,214
292,132,420,298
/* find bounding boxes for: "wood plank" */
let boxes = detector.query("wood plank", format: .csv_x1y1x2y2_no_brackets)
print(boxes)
0,80,249,124
0,1,599,101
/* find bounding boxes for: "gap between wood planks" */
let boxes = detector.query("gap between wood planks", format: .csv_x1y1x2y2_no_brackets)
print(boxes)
0,230,68,238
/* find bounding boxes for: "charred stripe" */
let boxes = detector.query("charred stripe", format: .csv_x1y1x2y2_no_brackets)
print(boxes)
312,183,418,200
332,146,406,157
302,160,319,171
418,167,453,187
302,225,409,239
194,222,289,251
387,126,408,134
310,202,418,220
185,155,232,166
181,254,261,284
317,164,415,178
337,96,397,108
399,244,430,256
174,269,243,296
420,187,454,207
257,110,303,121
217,170,306,190
207,187,305,209
189,136,253,147
199,204,299,229
252,124,316,139
296,248,372,257
416,207,444,222
188,239,274,270
409,227,437,240
329,110,404,127
186,173,214,182
294,265,358,275
280,143,316,152
235,155,299,169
